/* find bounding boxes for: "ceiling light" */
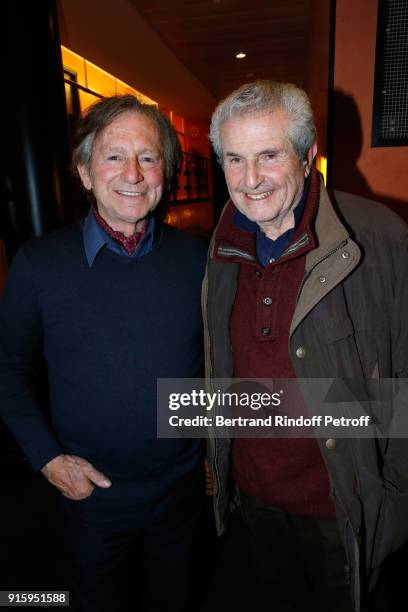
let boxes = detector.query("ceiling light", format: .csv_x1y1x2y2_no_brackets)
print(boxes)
235,52,246,59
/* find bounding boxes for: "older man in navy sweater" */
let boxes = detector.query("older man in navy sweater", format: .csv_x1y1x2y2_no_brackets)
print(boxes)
0,96,207,612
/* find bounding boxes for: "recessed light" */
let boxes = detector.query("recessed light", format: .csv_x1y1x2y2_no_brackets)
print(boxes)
235,52,246,59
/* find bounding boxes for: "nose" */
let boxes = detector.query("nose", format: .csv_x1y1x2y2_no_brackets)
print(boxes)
122,158,143,183
244,160,264,190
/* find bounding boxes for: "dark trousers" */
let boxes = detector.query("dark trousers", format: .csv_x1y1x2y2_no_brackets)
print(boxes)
239,489,353,612
59,468,204,612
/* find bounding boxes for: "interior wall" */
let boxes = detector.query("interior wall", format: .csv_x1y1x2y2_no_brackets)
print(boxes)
57,0,216,119
331,0,408,218
185,119,211,159
304,0,331,160
168,119,213,233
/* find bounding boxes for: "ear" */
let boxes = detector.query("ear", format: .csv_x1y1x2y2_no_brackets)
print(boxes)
77,164,92,191
304,143,317,177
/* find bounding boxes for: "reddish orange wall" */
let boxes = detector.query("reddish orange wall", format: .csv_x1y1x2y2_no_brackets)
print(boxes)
304,0,331,158
184,118,211,159
332,0,408,217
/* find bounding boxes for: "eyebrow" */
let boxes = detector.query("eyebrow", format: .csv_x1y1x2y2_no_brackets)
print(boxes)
105,145,161,156
225,148,280,158
138,148,161,156
258,148,279,156
105,145,126,153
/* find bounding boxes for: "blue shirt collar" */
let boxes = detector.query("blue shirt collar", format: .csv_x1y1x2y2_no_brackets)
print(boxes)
82,208,156,267
233,179,309,266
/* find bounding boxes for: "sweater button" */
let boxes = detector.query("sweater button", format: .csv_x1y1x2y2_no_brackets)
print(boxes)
295,346,306,358
342,251,350,259
263,296,273,305
319,275,326,283
325,438,337,450
261,327,271,336
255,270,262,278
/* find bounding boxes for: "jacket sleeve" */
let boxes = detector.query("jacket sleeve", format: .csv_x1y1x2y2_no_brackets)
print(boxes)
383,235,408,490
0,248,64,471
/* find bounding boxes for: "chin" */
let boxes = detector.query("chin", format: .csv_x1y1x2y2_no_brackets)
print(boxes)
242,207,279,223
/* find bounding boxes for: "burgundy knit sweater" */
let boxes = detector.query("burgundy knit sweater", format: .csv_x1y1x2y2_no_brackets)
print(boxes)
214,168,336,519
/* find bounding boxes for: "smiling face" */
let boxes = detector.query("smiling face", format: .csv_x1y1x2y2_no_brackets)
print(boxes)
220,109,316,239
77,111,164,236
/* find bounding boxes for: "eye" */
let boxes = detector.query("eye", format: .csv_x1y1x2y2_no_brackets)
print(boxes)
259,153,276,164
107,154,123,161
227,156,242,165
139,155,160,166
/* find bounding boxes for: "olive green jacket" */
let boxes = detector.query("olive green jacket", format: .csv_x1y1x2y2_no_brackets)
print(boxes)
202,181,408,610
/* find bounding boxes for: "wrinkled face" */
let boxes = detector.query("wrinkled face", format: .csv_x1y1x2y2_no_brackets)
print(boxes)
78,111,164,236
220,109,316,238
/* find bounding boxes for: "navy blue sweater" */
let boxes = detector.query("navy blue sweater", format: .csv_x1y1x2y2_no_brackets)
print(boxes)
0,222,207,497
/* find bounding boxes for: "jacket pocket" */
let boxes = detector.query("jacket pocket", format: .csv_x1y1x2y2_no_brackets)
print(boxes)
321,314,354,344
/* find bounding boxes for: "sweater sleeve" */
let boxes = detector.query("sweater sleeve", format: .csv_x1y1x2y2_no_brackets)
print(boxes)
0,248,64,471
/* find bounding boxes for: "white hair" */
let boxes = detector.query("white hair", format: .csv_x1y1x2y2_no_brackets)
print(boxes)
210,80,316,165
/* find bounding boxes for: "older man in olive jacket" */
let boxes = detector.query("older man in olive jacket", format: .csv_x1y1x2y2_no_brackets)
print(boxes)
203,80,408,612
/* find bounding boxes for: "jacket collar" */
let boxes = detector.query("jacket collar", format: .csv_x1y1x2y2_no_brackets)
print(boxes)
210,172,353,267
206,176,361,338
304,179,351,273
210,165,321,265
290,181,361,335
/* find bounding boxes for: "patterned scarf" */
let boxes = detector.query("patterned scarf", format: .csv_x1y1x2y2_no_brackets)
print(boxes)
92,206,147,256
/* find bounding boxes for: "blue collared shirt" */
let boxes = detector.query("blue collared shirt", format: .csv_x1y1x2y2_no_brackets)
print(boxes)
234,180,309,267
82,208,156,267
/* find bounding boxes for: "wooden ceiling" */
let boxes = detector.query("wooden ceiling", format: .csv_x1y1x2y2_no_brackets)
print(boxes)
130,0,313,100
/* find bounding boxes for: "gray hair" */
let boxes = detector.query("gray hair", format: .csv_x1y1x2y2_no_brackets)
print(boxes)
210,80,316,165
71,95,182,188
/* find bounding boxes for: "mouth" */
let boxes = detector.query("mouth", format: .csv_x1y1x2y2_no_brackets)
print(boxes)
116,190,146,197
245,189,274,201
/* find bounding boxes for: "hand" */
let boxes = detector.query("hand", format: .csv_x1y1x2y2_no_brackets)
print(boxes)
41,454,112,500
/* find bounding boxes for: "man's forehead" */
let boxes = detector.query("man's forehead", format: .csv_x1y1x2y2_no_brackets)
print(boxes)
221,109,291,151
97,112,159,143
